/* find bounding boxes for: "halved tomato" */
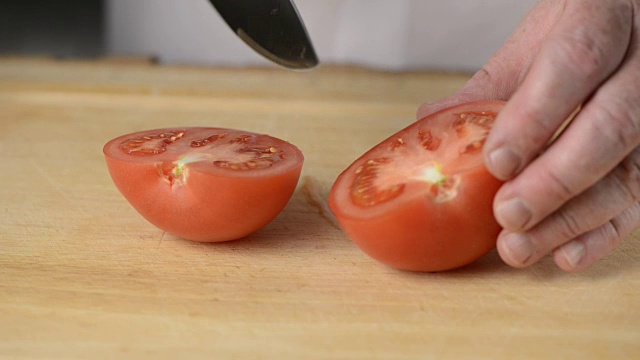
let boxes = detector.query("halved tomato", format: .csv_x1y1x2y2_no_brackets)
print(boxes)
329,101,506,272
104,127,304,242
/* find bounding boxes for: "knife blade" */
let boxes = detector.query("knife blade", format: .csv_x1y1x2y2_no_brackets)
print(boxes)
208,0,318,70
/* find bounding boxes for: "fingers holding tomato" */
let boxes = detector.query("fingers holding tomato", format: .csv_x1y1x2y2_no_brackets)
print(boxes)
553,203,640,272
484,1,633,181
497,148,640,269
415,0,640,272
103,127,304,242
483,1,640,271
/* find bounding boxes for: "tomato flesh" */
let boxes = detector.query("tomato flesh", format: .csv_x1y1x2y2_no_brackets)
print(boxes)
104,127,304,242
329,101,506,272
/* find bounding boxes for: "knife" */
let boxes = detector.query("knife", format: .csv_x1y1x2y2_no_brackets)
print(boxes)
208,0,319,70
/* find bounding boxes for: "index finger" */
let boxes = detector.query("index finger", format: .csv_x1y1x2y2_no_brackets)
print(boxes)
483,0,633,180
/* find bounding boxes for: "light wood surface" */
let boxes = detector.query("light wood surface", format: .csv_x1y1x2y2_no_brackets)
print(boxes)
1,58,638,359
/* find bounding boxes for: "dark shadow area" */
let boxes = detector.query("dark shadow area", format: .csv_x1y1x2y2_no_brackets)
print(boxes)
0,0,104,58
396,241,640,281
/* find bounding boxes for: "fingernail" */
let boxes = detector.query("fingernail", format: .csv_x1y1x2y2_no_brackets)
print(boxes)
495,198,532,230
501,232,535,266
487,147,522,179
561,241,586,268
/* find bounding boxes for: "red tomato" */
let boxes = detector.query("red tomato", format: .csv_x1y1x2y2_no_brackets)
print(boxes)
104,127,304,242
329,101,506,272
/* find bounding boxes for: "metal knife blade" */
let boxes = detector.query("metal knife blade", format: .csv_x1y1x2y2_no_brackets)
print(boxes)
208,0,318,70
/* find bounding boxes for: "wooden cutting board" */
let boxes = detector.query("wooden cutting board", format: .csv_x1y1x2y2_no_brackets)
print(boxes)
1,58,638,359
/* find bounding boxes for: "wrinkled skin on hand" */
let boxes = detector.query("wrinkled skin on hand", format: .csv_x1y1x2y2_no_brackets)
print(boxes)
418,0,640,272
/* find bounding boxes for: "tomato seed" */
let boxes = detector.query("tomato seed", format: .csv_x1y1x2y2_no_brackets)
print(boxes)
460,139,485,154
390,138,406,151
230,135,252,144
418,130,441,151
350,157,404,206
191,133,226,147
460,112,496,130
120,130,186,155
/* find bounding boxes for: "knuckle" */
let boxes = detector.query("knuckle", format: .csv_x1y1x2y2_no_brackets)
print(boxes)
510,104,558,148
465,58,522,101
602,202,640,248
590,100,640,153
464,66,503,100
618,149,640,201
551,27,611,80
555,208,587,240
541,165,575,201
602,218,625,248
548,0,633,81
471,67,493,85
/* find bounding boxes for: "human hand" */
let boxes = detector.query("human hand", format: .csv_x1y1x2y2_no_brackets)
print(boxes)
417,0,640,272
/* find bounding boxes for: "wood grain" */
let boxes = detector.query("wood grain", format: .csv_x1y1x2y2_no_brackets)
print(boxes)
0,58,638,360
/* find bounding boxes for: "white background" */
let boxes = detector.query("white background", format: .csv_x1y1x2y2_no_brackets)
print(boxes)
106,0,538,72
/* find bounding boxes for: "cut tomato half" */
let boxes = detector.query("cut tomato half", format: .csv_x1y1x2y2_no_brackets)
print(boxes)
104,127,304,242
329,101,506,272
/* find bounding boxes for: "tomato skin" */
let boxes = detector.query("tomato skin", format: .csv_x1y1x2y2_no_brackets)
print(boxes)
331,168,502,271
329,101,506,272
104,127,303,242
